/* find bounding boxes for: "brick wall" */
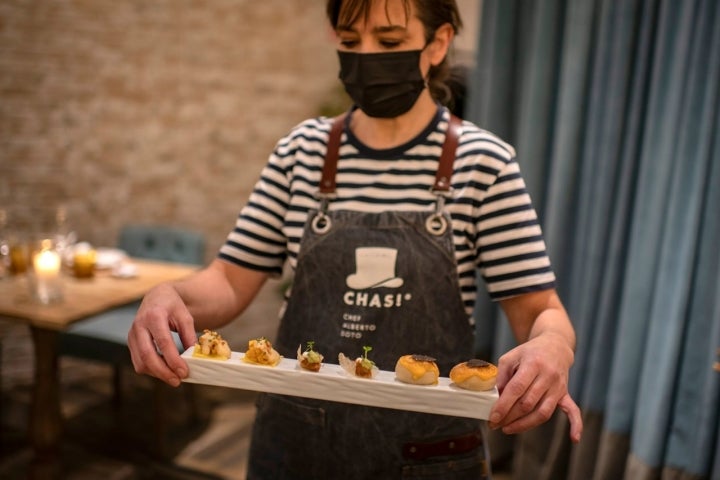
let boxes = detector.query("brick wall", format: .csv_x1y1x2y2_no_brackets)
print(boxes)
1,0,478,264
0,0,342,261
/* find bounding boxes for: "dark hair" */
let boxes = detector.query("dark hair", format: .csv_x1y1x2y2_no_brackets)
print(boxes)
326,0,463,107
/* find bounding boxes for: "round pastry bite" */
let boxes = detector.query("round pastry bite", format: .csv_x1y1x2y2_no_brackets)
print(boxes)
192,329,231,360
338,345,378,379
242,337,281,367
297,341,324,372
395,354,440,386
449,359,498,391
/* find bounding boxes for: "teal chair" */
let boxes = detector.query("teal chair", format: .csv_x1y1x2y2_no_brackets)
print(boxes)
58,224,205,457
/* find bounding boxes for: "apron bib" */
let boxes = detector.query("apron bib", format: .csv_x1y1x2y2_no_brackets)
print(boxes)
247,113,489,480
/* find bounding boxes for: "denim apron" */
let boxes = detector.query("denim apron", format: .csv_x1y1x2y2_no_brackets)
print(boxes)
247,113,488,480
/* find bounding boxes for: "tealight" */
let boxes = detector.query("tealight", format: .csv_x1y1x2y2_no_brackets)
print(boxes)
30,239,63,304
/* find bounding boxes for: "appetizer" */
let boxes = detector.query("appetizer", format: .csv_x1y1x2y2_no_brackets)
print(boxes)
338,345,378,379
395,354,440,385
297,341,324,372
449,359,498,391
242,337,281,367
192,329,231,360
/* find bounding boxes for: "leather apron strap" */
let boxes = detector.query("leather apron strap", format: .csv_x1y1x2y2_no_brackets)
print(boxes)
320,112,463,195
435,114,462,192
319,113,346,195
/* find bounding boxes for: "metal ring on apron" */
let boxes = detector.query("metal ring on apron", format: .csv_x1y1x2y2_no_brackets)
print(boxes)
425,213,448,236
312,212,332,234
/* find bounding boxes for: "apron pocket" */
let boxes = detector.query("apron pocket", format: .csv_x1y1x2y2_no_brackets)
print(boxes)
255,393,326,427
248,394,328,480
401,451,488,480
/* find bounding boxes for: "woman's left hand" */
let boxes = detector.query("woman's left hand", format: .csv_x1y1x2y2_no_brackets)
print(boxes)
488,333,583,442
492,291,583,443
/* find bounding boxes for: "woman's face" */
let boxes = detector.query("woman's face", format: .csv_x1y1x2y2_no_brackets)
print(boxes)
333,0,450,76
334,0,426,54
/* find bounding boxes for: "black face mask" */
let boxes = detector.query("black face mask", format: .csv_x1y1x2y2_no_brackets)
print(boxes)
338,49,426,118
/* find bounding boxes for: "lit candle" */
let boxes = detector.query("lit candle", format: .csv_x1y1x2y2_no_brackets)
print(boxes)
31,240,63,304
34,249,62,278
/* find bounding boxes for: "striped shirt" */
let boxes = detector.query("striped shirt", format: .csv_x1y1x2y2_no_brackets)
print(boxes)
219,106,556,316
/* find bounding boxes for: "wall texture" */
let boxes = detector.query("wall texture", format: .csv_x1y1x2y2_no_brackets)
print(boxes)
1,0,478,264
0,0,342,262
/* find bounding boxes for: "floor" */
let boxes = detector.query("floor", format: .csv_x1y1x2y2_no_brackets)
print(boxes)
0,279,513,479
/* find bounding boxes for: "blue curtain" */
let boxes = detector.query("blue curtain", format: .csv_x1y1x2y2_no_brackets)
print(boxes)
468,0,720,478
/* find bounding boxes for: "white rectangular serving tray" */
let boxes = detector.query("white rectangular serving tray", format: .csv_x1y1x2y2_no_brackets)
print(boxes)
181,349,498,420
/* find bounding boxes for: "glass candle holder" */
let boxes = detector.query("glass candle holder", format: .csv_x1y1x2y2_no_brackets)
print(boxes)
9,239,30,275
29,238,64,304
72,248,97,278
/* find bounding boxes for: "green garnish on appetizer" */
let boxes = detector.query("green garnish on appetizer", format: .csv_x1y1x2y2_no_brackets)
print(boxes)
359,345,375,370
297,340,324,372
338,345,378,379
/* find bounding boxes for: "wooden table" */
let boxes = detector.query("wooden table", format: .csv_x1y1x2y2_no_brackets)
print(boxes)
0,258,197,478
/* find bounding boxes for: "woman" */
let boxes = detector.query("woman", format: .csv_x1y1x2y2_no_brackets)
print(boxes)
128,0,582,478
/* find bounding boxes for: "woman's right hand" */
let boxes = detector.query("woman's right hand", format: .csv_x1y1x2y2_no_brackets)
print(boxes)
127,260,270,386
127,282,197,386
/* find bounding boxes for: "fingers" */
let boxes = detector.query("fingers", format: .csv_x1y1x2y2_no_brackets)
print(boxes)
174,301,200,352
153,328,187,384
128,303,195,387
489,349,579,439
494,349,520,392
491,391,556,433
489,350,545,428
160,302,199,379
490,393,583,443
489,369,553,432
128,322,183,386
488,367,584,442
558,394,583,443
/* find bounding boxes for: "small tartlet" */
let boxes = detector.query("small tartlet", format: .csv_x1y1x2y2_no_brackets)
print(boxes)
449,359,498,391
339,346,378,379
395,354,440,385
242,337,281,367
297,341,324,372
192,329,231,360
